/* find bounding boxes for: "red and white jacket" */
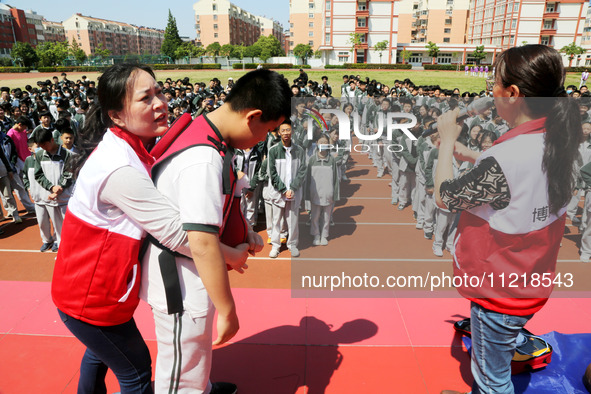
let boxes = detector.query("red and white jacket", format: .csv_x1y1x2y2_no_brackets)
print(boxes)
52,131,146,326
453,118,566,316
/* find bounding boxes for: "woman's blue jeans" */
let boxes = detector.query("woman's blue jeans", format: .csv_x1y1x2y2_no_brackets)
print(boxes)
470,302,533,394
58,309,153,394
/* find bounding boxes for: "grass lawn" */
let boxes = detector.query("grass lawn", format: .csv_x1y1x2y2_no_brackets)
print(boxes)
0,68,582,97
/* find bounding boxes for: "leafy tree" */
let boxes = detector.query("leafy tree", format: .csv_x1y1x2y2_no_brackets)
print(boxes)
220,44,233,58
161,10,183,60
252,35,283,62
174,42,205,59
400,49,412,64
94,43,111,60
11,42,38,67
231,44,246,59
313,50,322,59
206,42,222,57
374,40,389,64
293,43,313,65
471,45,486,65
425,41,439,64
347,33,363,63
561,42,586,66
70,39,87,64
243,44,259,59
36,41,70,66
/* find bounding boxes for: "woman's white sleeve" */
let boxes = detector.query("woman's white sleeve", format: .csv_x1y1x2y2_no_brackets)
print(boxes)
101,165,191,256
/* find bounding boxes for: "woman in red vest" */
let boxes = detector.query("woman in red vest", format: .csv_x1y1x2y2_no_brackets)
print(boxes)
435,45,580,393
52,64,188,394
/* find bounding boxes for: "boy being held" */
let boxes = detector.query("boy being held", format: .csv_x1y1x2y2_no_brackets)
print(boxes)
140,69,291,393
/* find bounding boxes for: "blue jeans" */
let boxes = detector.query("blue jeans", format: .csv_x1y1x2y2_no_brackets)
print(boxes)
470,302,533,394
58,309,153,394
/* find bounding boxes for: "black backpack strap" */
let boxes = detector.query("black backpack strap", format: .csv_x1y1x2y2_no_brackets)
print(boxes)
142,234,190,315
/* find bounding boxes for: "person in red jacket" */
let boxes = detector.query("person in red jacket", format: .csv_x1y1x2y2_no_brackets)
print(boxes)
52,64,190,394
435,45,581,394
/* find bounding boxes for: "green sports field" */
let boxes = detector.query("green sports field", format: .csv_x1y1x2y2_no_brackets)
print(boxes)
0,68,582,96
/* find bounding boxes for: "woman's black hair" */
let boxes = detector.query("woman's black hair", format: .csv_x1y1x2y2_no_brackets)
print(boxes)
494,44,581,215
69,63,155,178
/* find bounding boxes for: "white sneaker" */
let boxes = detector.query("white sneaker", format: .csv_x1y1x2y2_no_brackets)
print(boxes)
433,247,444,257
320,237,328,246
269,248,280,258
581,253,590,263
290,247,300,257
416,222,423,230
313,236,321,246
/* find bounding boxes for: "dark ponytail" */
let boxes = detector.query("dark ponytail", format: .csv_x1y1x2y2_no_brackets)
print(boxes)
494,45,581,215
68,63,155,178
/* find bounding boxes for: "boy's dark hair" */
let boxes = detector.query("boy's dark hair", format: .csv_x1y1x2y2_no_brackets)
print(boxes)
55,118,72,133
39,110,53,119
225,69,291,122
37,128,55,144
15,116,32,129
280,118,292,126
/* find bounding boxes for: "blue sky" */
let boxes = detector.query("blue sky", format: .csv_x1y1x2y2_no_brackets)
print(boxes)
10,0,289,39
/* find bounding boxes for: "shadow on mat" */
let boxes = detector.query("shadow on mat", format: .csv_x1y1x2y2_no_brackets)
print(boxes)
211,316,378,394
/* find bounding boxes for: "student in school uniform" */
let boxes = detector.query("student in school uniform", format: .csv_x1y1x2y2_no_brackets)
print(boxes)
422,132,441,240
23,140,58,252
307,134,340,246
33,128,73,252
268,119,307,258
0,134,20,223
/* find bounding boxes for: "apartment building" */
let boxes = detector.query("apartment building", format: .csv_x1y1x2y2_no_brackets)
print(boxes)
0,4,45,56
467,0,587,63
260,16,285,44
42,20,66,44
288,0,324,54
63,14,164,56
194,0,283,47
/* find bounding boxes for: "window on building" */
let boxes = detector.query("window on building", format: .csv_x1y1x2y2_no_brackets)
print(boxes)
438,53,452,63
445,18,452,24
444,28,451,33
326,1,331,10
514,2,519,12
541,36,550,45
443,37,450,43
214,24,218,29
309,31,314,37
214,15,218,21
309,40,314,46
326,17,331,27
309,2,315,9
512,19,517,28
309,13,314,18
325,33,330,43
546,3,555,12
446,9,453,15
357,18,366,27
309,22,314,28
213,4,217,10
214,32,218,38
409,53,423,63
359,34,366,43
543,20,553,29
358,2,367,11
75,22,79,28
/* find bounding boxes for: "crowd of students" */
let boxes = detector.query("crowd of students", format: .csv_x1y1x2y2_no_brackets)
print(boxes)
0,70,590,262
